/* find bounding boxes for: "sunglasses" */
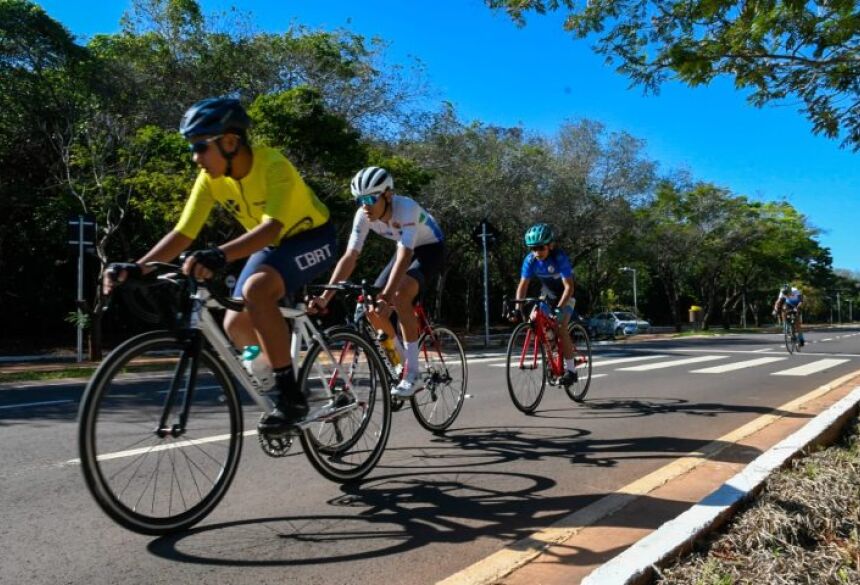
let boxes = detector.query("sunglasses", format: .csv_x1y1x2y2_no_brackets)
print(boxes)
530,245,548,252
188,135,223,154
355,194,379,206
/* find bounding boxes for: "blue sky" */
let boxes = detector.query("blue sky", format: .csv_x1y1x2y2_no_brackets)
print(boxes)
38,0,859,271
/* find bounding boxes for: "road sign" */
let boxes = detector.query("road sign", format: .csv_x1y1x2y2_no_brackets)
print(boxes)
471,219,498,248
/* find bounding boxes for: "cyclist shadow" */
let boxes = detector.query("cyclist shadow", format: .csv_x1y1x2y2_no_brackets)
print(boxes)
146,468,695,570
412,424,761,469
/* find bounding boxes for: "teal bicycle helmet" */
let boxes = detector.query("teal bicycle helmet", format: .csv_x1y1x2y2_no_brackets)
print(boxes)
524,223,554,247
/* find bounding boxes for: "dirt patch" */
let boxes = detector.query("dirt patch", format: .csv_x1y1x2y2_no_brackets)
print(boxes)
657,417,860,585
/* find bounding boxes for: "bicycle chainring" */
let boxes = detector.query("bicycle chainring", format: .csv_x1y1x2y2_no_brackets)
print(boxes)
258,430,294,457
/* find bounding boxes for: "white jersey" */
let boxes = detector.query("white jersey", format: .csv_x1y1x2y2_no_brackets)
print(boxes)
346,195,444,252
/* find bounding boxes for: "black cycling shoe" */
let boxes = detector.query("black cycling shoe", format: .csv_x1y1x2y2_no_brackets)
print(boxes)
560,369,578,387
257,400,309,434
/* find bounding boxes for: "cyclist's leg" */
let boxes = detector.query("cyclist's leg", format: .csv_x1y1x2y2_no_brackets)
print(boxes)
390,242,444,396
368,254,401,346
240,223,336,430
556,300,578,384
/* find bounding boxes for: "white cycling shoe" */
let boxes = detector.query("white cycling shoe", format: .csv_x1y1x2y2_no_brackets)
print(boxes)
391,374,424,398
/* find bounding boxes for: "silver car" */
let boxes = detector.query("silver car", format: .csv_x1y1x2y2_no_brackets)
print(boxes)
588,311,651,338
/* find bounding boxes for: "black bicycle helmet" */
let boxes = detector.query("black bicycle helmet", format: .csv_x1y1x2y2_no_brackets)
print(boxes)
179,97,251,139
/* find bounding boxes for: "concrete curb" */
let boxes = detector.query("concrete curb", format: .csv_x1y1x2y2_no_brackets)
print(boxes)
581,384,860,585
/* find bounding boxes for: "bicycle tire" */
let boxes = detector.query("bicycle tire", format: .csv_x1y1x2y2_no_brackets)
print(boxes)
784,321,795,354
78,330,242,535
565,323,593,402
299,329,391,483
411,326,467,434
506,322,546,414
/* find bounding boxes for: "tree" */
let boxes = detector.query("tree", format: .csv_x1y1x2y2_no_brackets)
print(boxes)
488,0,860,150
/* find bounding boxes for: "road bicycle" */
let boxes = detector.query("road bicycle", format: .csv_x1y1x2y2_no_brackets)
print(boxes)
318,281,467,434
503,297,592,414
782,308,801,354
78,263,390,535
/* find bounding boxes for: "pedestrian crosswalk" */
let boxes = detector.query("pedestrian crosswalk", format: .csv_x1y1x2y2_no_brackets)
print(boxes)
483,352,854,378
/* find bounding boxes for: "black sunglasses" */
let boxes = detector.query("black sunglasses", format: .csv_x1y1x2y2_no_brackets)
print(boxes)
530,245,548,252
189,135,223,154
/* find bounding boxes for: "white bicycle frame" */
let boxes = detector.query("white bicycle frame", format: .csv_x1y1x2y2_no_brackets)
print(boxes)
187,284,342,413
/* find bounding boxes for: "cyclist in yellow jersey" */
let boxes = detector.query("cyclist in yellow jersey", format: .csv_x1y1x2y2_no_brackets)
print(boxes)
102,98,337,433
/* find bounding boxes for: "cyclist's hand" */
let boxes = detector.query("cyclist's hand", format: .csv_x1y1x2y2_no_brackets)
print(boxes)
307,295,328,315
373,293,393,317
102,262,141,296
507,310,521,323
183,247,226,280
553,307,565,321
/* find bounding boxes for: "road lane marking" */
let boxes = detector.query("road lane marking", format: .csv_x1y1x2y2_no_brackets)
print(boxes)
691,357,787,374
821,338,834,342
0,399,74,410
772,358,850,376
65,430,259,464
488,355,667,369
617,355,726,371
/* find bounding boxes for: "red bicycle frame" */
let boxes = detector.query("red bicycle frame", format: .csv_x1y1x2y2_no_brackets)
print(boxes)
519,304,565,377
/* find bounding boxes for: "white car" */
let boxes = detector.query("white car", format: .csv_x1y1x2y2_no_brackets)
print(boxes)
588,311,651,338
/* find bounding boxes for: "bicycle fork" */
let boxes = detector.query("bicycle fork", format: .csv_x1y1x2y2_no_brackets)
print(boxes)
155,330,202,439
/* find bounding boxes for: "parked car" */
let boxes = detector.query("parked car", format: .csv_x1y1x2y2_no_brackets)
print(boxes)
588,311,651,338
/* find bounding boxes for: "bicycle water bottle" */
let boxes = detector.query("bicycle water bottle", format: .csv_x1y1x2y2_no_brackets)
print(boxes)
241,345,274,391
377,331,401,366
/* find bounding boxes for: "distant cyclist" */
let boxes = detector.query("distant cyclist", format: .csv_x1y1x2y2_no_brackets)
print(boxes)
102,97,337,433
773,282,805,347
309,166,445,398
510,223,579,385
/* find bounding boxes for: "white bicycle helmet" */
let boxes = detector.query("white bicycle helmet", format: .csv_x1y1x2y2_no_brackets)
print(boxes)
350,166,393,197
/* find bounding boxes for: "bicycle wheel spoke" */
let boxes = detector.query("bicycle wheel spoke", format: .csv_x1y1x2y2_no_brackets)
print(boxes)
507,323,546,413
79,332,242,534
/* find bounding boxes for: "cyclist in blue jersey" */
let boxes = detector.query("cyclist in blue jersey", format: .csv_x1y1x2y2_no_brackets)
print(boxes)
509,223,579,386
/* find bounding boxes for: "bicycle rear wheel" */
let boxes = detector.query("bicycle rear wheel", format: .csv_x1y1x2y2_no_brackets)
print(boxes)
299,330,390,483
565,323,593,402
411,326,467,433
78,331,242,535
506,322,546,414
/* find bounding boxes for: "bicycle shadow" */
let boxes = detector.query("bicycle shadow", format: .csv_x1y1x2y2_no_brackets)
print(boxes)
146,468,695,571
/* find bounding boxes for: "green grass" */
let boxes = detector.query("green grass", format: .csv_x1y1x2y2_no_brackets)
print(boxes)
0,363,172,384
0,367,97,383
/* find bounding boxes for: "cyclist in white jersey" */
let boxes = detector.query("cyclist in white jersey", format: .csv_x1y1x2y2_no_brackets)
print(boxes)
773,282,805,346
309,167,445,397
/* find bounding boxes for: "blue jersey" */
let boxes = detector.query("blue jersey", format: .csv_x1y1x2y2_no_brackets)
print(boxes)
520,248,574,297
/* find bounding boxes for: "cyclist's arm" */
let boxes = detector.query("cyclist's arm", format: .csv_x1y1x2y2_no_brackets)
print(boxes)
515,278,529,308
557,276,574,309
380,245,414,300
103,230,192,295
218,218,282,262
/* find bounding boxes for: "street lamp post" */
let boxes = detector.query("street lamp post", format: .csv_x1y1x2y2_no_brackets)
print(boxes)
620,266,638,315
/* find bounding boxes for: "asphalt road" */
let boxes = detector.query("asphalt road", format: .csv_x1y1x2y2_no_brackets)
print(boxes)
2,326,859,585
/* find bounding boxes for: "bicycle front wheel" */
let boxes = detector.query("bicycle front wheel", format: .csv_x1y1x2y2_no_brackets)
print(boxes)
78,331,242,535
506,322,546,414
299,329,391,483
784,321,795,354
565,323,593,402
411,327,467,433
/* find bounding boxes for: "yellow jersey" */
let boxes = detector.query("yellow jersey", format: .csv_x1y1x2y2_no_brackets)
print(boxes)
175,146,330,241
